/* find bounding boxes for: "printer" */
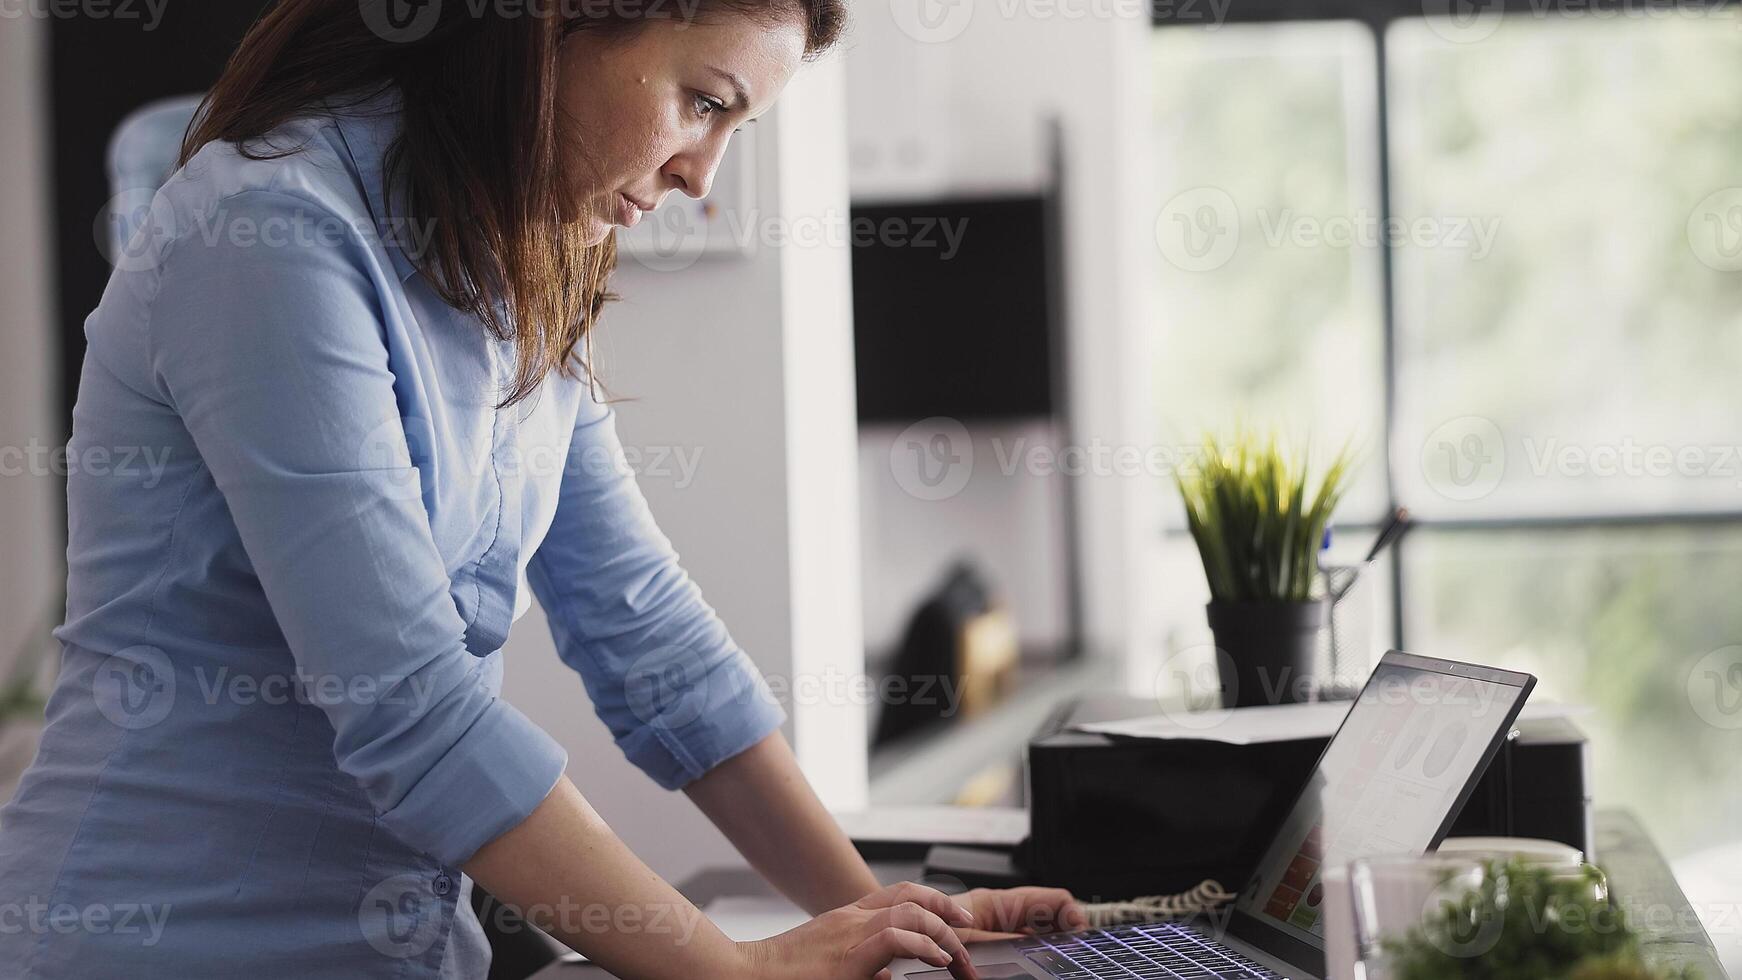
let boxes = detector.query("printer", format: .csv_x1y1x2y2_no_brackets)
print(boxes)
1023,695,1593,900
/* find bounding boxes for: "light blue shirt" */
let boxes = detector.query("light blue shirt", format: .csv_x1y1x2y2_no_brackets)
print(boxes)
0,88,785,978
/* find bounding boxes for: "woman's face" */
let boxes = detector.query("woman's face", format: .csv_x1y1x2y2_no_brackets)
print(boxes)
557,12,807,245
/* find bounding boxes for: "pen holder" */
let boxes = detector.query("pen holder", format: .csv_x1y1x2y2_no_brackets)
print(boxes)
1322,564,1382,697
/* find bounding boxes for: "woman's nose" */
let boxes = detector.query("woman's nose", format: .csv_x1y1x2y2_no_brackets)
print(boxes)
666,136,732,200
666,163,713,200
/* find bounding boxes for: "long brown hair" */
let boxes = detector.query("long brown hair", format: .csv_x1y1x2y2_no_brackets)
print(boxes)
182,0,847,407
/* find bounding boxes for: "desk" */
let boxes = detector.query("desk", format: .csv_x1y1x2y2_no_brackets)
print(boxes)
530,809,1728,980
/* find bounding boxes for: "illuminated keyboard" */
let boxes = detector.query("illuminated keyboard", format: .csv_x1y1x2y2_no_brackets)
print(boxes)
1014,921,1286,979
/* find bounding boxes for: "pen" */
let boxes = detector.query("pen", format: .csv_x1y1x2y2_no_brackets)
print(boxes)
1331,507,1412,601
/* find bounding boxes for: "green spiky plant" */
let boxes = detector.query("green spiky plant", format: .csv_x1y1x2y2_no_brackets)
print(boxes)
1177,430,1356,603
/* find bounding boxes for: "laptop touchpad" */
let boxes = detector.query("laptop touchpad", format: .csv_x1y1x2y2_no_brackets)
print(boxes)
909,966,1034,979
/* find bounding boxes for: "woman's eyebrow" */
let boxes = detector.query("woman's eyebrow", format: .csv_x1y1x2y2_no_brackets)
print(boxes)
706,65,750,111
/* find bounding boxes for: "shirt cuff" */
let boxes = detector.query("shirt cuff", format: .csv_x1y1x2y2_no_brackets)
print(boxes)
379,698,569,868
617,657,788,791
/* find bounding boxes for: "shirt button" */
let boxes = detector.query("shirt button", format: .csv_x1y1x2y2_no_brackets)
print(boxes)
433,873,454,897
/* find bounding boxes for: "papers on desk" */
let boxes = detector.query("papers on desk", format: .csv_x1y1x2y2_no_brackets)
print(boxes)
1072,699,1590,744
831,805,1030,848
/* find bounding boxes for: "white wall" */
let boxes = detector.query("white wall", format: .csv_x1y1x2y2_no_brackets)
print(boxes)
497,54,867,885
845,0,1161,663
858,418,1073,657
0,13,62,687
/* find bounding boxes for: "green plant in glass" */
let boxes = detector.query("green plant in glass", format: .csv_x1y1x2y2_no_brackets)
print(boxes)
1177,430,1356,706
1384,859,1699,980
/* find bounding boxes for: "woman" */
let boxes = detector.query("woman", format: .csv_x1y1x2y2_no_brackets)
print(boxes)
0,0,1085,976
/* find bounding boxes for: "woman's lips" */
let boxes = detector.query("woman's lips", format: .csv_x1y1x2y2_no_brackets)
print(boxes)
616,193,643,228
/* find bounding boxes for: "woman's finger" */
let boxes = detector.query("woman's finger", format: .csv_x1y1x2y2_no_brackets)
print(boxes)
873,903,978,980
1017,887,1088,932
953,926,1030,944
971,887,1087,934
857,880,975,928
846,926,951,977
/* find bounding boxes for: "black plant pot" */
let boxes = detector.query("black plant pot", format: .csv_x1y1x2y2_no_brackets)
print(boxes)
1205,599,1329,708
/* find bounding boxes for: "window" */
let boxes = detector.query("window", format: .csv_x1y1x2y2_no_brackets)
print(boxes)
1151,22,1389,524
1150,4,1742,859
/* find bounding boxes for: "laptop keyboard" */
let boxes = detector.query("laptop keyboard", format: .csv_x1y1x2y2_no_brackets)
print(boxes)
1014,921,1286,979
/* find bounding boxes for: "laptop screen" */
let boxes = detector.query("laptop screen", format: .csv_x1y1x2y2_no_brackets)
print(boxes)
1232,652,1535,952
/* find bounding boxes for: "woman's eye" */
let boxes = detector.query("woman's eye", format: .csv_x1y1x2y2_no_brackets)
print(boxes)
692,93,726,118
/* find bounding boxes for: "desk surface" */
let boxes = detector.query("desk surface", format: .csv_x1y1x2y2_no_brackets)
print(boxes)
531,809,1727,980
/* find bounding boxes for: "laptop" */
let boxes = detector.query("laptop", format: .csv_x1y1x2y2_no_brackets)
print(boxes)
891,650,1536,980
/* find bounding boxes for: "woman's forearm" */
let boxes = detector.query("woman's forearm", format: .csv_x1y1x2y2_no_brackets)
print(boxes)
463,776,746,979
682,731,883,914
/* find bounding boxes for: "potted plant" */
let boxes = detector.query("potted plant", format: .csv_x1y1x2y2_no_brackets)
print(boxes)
1177,430,1354,708
1384,858,1700,980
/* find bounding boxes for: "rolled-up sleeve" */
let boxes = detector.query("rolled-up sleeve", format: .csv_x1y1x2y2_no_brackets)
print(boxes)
526,393,787,791
145,189,567,867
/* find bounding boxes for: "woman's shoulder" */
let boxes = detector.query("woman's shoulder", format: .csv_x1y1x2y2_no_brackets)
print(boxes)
88,98,408,400
173,121,362,226
152,92,406,259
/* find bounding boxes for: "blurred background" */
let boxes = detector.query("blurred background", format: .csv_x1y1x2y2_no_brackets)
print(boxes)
0,0,1738,972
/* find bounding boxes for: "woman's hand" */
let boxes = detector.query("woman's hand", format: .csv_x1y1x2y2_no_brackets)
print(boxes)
738,881,984,980
951,886,1090,943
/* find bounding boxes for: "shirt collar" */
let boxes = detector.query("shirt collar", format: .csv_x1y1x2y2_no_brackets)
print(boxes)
330,86,421,284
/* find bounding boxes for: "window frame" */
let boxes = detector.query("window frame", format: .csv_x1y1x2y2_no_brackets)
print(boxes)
1151,0,1742,652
